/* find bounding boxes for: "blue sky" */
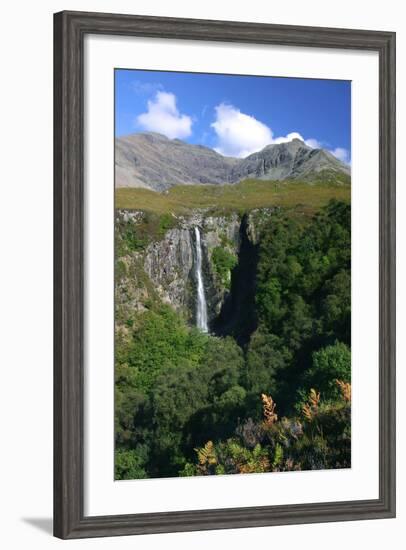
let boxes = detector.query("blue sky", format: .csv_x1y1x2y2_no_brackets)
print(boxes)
115,69,351,163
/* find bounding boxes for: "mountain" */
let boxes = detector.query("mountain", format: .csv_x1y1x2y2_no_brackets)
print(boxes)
115,132,350,191
115,132,238,191
230,138,350,184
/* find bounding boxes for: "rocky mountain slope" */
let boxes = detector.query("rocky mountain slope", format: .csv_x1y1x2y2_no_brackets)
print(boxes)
116,132,238,191
115,132,350,191
229,138,349,183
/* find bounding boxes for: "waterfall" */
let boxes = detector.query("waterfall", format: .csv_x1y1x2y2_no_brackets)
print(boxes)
194,227,208,332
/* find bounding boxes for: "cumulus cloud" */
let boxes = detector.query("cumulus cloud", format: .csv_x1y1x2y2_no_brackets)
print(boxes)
330,147,351,165
211,103,322,158
211,103,273,158
137,91,193,139
272,132,322,149
272,131,302,145
304,137,322,149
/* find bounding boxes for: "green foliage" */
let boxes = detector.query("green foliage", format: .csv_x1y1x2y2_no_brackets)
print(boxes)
116,305,207,392
190,388,351,475
245,331,288,400
212,246,238,289
256,201,350,334
272,443,284,469
115,448,148,480
115,304,246,477
320,269,351,343
302,342,351,400
158,212,176,235
115,221,148,255
251,200,351,412
115,211,178,256
186,439,271,476
115,200,351,479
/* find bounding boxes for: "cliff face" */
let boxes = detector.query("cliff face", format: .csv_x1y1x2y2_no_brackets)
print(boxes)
115,208,273,333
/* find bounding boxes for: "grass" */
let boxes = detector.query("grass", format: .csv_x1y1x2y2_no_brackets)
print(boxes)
115,178,351,217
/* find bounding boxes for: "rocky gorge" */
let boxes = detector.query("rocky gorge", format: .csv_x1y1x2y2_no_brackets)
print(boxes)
115,207,273,341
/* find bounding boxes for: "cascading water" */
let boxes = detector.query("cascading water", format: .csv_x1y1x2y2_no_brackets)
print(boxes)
194,226,208,332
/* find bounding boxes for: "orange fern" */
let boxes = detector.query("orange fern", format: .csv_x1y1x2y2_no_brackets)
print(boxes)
302,388,320,421
261,394,278,426
335,379,351,402
196,441,217,467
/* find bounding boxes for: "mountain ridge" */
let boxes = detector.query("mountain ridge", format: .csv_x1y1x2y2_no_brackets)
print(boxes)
115,132,350,191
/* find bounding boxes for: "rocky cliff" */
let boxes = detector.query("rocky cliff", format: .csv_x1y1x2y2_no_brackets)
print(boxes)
115,208,273,334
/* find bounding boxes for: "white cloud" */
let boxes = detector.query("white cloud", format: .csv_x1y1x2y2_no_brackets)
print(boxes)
272,132,321,148
211,103,273,158
272,131,303,145
330,147,351,165
137,91,193,139
304,137,322,149
211,103,322,158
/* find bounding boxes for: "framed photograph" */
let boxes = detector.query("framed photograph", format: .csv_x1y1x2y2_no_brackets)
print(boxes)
54,10,396,539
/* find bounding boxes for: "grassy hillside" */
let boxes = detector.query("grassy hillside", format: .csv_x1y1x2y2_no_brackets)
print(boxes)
115,178,350,217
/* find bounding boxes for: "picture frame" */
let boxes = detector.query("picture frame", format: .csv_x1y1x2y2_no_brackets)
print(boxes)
54,10,396,539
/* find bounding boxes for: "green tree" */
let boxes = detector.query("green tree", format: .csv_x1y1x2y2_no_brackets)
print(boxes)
115,448,148,480
302,342,351,400
245,331,288,399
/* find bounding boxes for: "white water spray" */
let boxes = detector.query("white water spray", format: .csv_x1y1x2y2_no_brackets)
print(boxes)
194,227,208,332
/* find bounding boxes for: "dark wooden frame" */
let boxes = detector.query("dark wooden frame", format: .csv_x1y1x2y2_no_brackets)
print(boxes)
54,10,396,539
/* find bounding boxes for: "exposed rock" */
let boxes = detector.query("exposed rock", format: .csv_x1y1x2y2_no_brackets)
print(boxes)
115,254,152,320
115,132,238,190
115,132,350,191
246,208,274,245
142,212,241,323
115,209,262,330
143,227,195,314
230,139,350,183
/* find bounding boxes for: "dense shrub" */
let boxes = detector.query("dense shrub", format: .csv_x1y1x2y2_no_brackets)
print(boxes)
212,246,238,289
